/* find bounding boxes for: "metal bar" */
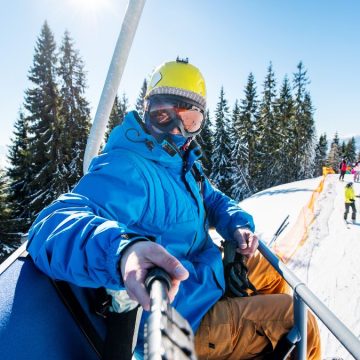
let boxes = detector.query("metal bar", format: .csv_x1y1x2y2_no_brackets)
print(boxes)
0,241,28,275
83,0,147,173
258,240,360,358
294,294,307,359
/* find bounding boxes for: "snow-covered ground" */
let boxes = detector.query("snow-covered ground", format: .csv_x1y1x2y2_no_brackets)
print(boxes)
285,174,360,359
212,173,360,359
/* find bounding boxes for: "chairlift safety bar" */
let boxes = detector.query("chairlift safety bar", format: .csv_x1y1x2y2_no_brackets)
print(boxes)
258,240,360,359
83,0,146,173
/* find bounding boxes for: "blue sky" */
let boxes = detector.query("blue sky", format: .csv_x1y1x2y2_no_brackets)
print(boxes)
1,0,359,148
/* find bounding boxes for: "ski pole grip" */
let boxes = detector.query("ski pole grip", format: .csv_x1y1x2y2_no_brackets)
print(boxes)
145,267,172,293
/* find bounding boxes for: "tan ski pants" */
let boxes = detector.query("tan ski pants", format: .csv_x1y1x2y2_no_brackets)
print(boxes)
194,251,321,359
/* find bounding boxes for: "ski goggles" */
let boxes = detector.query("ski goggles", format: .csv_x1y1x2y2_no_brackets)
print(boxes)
147,96,205,137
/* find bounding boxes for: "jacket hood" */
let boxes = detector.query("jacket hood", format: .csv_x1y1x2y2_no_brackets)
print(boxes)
103,111,202,169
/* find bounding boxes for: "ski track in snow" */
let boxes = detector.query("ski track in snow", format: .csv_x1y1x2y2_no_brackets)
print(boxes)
289,174,360,359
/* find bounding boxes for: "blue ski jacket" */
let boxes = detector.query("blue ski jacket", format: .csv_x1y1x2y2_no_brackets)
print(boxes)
27,111,254,356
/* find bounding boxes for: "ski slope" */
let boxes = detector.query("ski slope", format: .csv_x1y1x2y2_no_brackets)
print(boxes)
212,173,360,359
286,175,360,359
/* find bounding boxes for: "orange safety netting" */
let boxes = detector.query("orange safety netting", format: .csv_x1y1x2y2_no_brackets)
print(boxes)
322,166,335,175
273,172,328,263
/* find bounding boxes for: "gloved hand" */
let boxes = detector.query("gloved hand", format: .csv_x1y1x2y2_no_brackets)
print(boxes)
120,241,189,311
350,199,355,202
222,240,258,297
222,229,259,297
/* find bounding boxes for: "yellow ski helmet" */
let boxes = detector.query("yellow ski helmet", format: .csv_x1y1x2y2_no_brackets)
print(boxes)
145,57,207,111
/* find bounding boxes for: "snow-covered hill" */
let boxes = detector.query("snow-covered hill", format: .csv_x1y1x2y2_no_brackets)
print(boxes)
212,174,360,359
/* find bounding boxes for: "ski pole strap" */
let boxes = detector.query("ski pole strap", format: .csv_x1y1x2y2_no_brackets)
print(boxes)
93,287,112,319
144,267,197,360
222,240,258,297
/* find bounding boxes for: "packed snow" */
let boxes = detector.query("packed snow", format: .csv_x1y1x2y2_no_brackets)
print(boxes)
212,173,360,359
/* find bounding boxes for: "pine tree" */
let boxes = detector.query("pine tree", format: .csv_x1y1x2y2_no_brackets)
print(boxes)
197,110,213,176
344,137,357,164
300,93,316,179
340,141,346,161
210,87,232,195
0,167,22,262
105,93,129,142
0,169,10,236
253,62,278,190
229,101,252,201
0,169,23,262
57,30,91,186
275,75,295,184
291,62,316,180
24,22,65,219
119,93,129,125
239,73,258,191
0,168,13,261
6,109,32,231
314,134,328,176
327,133,341,171
135,79,147,119
105,95,121,142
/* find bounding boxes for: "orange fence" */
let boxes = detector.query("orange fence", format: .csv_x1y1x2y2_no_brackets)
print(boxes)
273,172,328,263
322,166,335,175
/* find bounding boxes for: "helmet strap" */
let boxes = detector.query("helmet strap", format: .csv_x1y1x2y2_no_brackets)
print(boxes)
180,137,193,152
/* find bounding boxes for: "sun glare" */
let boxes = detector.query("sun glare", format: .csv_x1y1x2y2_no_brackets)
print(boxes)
66,0,114,16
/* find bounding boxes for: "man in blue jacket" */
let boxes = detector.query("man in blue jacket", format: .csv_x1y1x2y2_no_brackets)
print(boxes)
27,58,320,359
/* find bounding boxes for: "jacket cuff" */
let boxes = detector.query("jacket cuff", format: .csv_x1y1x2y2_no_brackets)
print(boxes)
107,234,154,288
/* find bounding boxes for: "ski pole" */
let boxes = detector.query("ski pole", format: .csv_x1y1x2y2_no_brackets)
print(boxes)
268,215,289,248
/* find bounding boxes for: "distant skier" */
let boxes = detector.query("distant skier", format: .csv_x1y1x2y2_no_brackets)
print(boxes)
339,159,347,181
344,182,359,223
353,161,360,183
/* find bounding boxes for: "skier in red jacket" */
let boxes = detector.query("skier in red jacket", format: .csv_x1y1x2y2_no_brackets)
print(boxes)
339,159,347,181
